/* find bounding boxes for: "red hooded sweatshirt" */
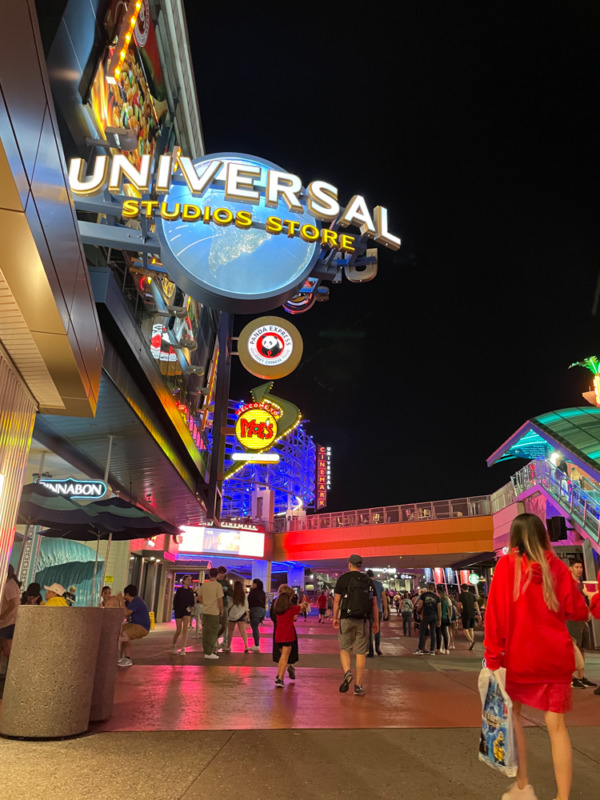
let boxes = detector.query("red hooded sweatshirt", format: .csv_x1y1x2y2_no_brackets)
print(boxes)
484,550,589,684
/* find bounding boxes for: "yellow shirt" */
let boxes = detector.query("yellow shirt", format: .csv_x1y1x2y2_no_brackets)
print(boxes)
45,597,68,607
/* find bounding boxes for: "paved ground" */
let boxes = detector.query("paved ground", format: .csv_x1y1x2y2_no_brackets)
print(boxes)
1,614,599,799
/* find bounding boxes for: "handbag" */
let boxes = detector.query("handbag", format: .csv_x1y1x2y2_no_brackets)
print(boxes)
478,666,518,777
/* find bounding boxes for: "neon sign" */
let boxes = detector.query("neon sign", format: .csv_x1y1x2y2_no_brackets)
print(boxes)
40,478,108,499
235,408,278,450
238,316,303,380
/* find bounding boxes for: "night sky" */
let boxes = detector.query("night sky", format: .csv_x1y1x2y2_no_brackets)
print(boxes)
183,2,600,511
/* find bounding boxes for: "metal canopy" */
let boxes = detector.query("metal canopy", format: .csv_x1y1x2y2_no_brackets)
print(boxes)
487,406,600,484
34,373,206,529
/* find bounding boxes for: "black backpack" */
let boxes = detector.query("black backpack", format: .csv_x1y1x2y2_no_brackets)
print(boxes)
341,572,372,619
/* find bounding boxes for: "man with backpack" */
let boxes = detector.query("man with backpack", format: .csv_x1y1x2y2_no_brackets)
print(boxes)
333,554,379,696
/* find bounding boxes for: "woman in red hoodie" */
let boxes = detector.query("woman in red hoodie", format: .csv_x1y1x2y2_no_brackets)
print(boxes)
484,513,589,800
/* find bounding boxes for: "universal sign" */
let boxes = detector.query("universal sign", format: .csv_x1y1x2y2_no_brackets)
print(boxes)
40,478,108,499
68,153,400,313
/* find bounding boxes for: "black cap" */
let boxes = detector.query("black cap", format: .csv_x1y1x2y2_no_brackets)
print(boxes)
349,554,363,566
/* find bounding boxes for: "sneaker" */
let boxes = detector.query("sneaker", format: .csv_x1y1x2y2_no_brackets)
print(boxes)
275,678,284,688
220,646,231,653
449,644,456,650
250,645,260,652
117,657,132,667
572,677,586,689
171,646,179,654
204,653,219,660
339,670,353,693
179,648,186,655
354,684,366,696
287,665,296,680
501,782,537,800
413,650,426,655
376,650,383,656
581,677,598,688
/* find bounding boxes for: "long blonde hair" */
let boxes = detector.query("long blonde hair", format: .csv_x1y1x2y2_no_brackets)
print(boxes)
509,513,559,612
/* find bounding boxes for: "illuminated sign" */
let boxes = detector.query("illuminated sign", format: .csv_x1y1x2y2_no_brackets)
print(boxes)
231,452,280,464
469,573,481,585
400,573,413,580
238,316,303,379
235,403,279,451
316,444,328,509
179,525,265,558
68,152,400,312
40,478,108,499
373,567,397,575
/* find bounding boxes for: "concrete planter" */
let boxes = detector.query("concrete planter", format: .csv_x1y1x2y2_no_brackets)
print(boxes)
89,608,124,722
0,606,102,739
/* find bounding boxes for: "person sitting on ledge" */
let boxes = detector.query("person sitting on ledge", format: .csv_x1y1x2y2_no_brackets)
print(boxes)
99,585,121,608
21,582,42,605
118,584,150,668
44,583,68,607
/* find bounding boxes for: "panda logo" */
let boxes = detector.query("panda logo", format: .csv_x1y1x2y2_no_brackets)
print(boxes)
258,334,284,359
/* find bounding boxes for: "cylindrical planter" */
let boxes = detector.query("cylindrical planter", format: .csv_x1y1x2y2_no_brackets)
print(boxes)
89,608,124,722
0,606,102,739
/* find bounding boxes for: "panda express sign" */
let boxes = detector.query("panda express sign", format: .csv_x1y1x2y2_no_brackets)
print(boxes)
69,152,400,313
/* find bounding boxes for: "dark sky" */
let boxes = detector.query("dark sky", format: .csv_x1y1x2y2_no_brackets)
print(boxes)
183,2,600,511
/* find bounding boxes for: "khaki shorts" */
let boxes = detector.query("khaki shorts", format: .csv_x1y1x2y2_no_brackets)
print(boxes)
338,617,370,655
122,623,149,641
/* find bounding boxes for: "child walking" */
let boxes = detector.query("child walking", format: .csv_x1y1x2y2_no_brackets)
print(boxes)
484,513,590,800
271,584,309,687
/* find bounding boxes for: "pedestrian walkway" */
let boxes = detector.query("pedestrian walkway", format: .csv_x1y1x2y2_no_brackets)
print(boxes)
1,615,599,799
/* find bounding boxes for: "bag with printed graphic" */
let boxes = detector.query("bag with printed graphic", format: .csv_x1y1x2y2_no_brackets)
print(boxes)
478,666,518,777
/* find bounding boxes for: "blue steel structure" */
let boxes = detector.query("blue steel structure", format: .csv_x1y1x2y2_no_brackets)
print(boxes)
221,400,316,519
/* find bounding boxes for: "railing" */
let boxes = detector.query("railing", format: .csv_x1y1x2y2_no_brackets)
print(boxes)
490,482,517,513
511,459,600,543
285,495,492,531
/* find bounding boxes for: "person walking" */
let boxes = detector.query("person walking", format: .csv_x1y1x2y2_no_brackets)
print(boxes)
401,592,413,636
394,593,401,617
216,566,231,651
172,575,195,654
484,513,590,800
332,554,379,696
458,583,481,650
248,578,267,651
448,596,458,650
228,580,250,651
271,585,309,687
316,590,328,622
565,559,596,689
197,568,224,660
413,582,441,655
326,592,334,619
435,585,452,654
366,569,388,656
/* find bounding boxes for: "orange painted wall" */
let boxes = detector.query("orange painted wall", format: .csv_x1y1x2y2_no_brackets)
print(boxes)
273,516,494,562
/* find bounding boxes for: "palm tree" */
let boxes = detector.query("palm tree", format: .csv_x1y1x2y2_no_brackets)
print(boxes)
570,357,600,405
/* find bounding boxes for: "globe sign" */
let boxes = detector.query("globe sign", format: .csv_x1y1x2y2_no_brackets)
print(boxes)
235,408,278,451
155,153,321,312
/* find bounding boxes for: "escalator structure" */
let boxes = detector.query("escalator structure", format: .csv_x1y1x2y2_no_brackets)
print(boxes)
511,459,600,553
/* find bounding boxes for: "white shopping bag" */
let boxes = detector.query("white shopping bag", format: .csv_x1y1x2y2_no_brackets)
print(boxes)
478,666,518,777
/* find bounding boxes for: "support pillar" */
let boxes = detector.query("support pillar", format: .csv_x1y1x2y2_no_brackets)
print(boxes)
251,559,271,593
287,565,305,591
0,345,37,601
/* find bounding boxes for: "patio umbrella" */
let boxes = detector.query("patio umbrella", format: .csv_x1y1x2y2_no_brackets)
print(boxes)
17,483,96,528
38,497,178,603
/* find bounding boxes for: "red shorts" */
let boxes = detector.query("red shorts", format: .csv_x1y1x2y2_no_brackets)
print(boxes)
506,679,572,714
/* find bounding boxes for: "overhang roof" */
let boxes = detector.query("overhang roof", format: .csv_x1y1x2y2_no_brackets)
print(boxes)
487,406,600,484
